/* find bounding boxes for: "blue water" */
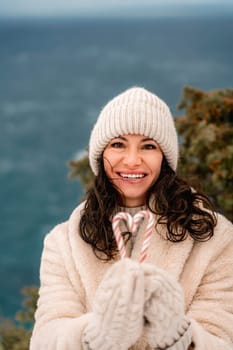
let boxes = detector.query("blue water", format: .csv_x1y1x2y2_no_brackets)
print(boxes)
0,15,233,318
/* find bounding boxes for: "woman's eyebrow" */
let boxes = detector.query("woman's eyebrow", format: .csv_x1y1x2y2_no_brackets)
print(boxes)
111,136,157,142
142,137,156,142
112,136,127,141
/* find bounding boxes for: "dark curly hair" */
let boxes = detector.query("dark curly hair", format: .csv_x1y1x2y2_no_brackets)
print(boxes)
79,157,217,260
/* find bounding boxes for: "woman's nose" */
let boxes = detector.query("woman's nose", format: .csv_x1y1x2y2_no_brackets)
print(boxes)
122,149,142,167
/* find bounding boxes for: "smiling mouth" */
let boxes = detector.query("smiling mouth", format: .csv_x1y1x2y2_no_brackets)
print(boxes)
118,173,146,179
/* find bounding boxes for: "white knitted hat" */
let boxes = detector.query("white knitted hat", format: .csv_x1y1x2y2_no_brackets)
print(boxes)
89,87,179,175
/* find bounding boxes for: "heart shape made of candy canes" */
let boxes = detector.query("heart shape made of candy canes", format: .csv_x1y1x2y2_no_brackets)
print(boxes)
112,210,154,263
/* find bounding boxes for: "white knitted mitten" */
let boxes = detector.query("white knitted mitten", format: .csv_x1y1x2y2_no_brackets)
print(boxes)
82,258,145,350
142,263,192,350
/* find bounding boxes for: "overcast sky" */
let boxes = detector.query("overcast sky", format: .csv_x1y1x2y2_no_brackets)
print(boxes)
1,0,233,17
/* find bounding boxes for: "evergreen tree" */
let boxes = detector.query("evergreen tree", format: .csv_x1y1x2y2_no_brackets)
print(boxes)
176,86,233,221
0,287,38,349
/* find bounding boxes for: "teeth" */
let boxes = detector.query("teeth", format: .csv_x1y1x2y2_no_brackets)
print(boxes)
120,173,145,179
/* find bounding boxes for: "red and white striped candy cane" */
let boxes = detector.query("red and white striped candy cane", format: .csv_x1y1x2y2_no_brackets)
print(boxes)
112,210,154,263
112,212,133,259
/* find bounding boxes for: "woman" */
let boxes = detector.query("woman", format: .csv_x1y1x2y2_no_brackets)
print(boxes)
30,87,233,349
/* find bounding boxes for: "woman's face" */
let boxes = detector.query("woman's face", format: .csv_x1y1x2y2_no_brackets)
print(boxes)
103,134,163,207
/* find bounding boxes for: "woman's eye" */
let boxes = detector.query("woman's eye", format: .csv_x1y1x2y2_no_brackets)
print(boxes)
110,142,124,148
143,143,157,150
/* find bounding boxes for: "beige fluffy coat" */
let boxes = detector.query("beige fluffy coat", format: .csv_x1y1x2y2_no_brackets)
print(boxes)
30,203,233,349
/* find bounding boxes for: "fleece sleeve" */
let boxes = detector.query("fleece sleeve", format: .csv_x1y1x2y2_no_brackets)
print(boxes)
187,217,233,350
30,223,91,350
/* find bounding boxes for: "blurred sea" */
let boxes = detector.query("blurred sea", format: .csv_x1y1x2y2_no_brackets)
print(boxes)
0,15,233,318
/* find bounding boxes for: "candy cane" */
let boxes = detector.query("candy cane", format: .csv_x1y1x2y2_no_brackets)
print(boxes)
112,212,133,259
136,210,154,263
112,210,154,263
